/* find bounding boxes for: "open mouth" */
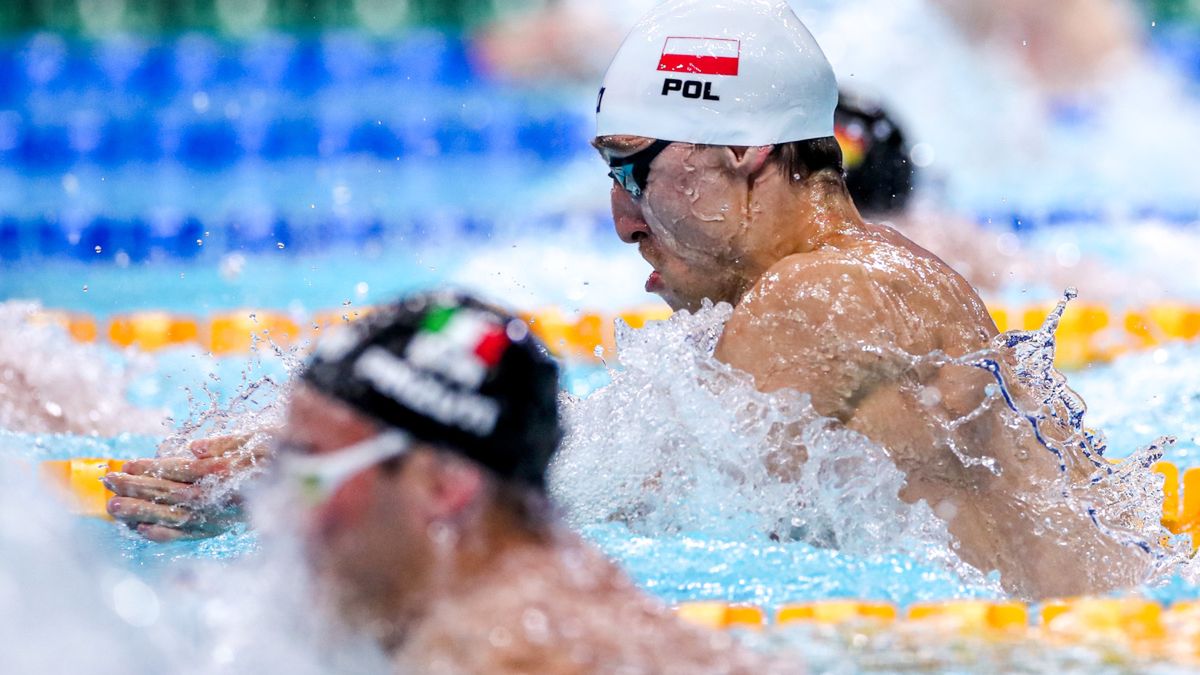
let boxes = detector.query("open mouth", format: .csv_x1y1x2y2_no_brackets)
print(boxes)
645,270,664,293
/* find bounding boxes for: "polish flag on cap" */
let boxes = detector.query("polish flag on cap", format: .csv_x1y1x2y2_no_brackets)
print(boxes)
656,37,741,77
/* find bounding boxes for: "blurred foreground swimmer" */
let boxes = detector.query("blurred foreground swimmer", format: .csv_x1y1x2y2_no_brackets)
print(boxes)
137,291,789,673
277,292,787,673
592,0,1157,599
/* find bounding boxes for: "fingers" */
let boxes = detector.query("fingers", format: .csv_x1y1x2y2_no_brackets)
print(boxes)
189,429,278,459
108,496,194,529
122,456,233,483
102,472,203,506
189,433,253,459
135,524,209,543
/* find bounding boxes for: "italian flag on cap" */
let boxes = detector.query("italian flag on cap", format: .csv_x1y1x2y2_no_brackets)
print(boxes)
421,306,510,367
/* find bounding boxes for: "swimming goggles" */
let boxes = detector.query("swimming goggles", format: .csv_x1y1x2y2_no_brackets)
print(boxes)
607,139,672,199
279,431,412,506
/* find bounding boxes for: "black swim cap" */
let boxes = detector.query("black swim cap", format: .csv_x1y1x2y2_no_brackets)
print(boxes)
301,290,562,490
835,91,915,215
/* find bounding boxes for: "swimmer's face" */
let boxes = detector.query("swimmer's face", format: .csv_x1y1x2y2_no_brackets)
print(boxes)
594,135,764,311
282,386,438,631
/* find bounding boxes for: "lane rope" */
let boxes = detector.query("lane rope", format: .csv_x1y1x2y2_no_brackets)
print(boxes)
28,301,1200,369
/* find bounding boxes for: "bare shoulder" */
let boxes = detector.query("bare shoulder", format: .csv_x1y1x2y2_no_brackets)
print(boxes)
725,246,906,345
724,235,994,358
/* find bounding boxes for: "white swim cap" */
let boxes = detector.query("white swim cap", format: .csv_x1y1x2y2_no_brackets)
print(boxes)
595,0,838,146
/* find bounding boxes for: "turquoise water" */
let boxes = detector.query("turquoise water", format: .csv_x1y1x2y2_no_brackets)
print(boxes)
2,7,1199,670
9,286,1200,611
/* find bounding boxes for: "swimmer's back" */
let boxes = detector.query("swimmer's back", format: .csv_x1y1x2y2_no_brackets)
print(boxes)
717,223,997,420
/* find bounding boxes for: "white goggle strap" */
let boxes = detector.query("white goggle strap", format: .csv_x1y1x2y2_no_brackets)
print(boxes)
284,431,412,501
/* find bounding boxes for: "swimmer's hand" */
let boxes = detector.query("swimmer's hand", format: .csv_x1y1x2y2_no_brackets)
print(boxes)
102,433,273,543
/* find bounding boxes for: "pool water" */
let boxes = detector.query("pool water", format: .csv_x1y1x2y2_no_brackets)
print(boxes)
4,2,1200,669
9,262,1200,607
7,260,1200,673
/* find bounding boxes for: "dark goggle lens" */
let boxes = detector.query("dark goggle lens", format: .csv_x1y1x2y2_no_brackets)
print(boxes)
608,166,642,198
606,139,672,200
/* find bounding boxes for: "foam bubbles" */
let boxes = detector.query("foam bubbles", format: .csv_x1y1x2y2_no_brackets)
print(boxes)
112,576,161,627
551,302,968,571
0,301,165,435
552,295,1186,597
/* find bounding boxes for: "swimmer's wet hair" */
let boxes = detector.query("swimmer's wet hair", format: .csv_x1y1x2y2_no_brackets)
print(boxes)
771,136,845,185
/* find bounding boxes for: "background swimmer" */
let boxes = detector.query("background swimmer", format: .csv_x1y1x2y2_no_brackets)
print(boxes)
593,0,1154,598
833,94,1149,303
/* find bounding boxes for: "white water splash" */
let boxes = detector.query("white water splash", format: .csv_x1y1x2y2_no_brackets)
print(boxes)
0,301,166,436
550,302,976,579
552,296,1186,595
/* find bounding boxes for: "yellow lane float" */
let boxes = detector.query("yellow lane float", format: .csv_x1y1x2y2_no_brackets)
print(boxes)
40,458,124,520
30,301,1200,368
674,597,1200,663
776,600,897,624
47,458,1195,539
35,458,1200,662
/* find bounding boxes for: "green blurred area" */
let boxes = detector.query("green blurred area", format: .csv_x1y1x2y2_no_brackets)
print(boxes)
0,0,551,34
0,0,1195,35
1145,0,1200,24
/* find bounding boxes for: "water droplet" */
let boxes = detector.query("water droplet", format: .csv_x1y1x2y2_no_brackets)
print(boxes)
910,143,936,168
112,576,160,628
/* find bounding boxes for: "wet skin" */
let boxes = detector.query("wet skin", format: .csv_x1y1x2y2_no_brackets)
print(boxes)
104,433,266,542
595,136,1152,599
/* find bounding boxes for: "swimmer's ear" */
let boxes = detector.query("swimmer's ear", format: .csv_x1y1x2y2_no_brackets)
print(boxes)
720,145,775,181
428,454,485,519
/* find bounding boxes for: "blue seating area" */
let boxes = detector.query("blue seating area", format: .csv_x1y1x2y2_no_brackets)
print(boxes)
0,212,622,262
0,106,589,168
1,29,1196,265
0,32,590,171
0,32,599,263
0,31,478,101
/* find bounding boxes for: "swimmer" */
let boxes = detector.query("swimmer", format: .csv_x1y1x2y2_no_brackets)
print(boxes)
276,291,780,673
833,94,1146,302
592,0,1152,598
931,0,1141,95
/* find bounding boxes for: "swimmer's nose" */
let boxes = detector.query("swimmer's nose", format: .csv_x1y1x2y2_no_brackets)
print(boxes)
615,215,650,244
611,186,650,244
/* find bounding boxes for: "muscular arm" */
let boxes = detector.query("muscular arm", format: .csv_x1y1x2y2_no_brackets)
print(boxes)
714,255,920,423
713,251,1152,598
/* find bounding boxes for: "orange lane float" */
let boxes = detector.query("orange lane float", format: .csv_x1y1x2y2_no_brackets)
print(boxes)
776,600,897,624
27,301,1200,367
40,458,125,520
46,459,1199,542
671,597,1200,661
32,459,1200,661
1157,461,1200,551
674,601,765,630
907,600,1029,632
